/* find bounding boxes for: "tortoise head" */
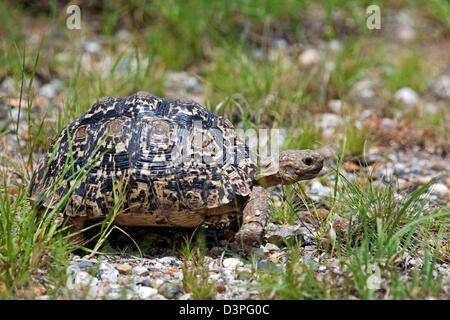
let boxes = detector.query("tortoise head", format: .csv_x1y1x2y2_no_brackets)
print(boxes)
257,149,324,187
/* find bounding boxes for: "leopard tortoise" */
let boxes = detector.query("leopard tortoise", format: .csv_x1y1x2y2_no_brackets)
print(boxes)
30,92,324,247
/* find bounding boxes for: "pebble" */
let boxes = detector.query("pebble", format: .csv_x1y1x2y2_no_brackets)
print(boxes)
395,11,416,42
328,99,342,113
429,75,450,101
40,79,64,99
395,87,419,105
34,286,47,296
116,264,132,275
352,79,378,106
132,265,148,276
298,48,320,67
430,183,449,197
98,262,119,283
265,224,301,246
138,279,153,287
84,41,101,53
257,260,280,272
315,113,343,138
237,270,252,281
166,71,202,93
262,243,280,253
159,256,179,266
74,271,96,288
137,286,158,299
158,281,182,299
75,261,95,269
309,180,332,200
223,258,244,269
1,78,16,94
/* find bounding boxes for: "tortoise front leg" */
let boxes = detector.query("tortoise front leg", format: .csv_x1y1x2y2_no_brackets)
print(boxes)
235,186,269,248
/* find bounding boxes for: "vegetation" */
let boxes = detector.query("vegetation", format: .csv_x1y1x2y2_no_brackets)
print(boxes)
0,0,448,299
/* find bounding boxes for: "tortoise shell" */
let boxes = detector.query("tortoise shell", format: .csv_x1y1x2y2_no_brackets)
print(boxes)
30,92,256,222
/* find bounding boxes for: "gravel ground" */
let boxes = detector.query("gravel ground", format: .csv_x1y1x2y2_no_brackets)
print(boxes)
25,145,448,300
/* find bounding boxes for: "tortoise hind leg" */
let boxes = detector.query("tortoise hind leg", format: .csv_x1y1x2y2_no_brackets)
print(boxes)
235,186,269,248
67,216,87,245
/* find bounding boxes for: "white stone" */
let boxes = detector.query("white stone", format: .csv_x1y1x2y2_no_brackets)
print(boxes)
137,286,158,299
222,258,244,269
395,87,419,105
316,113,343,130
431,183,449,197
430,75,450,101
40,79,64,99
298,48,320,67
328,99,342,113
309,181,332,197
328,40,342,53
159,256,177,266
74,271,96,288
262,243,280,253
84,41,101,53
99,262,119,283
132,265,148,275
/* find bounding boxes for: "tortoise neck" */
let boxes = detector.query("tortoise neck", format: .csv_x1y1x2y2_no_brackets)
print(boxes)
256,155,281,187
255,174,281,188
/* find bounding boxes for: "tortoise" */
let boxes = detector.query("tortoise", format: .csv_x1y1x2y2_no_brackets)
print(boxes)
30,92,324,247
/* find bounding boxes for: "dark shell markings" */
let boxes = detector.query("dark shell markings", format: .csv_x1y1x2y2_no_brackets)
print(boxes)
30,92,256,226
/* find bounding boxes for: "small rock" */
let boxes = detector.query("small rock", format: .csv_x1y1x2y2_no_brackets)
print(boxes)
237,270,252,281
138,286,158,299
309,180,332,199
266,224,301,246
274,38,288,49
40,79,64,99
116,29,131,41
262,243,280,253
395,11,416,42
431,183,449,197
333,219,349,235
257,260,280,272
74,271,96,288
222,258,243,269
429,75,450,101
166,71,202,93
73,261,95,271
397,26,416,42
328,99,342,113
99,262,119,283
424,102,439,114
158,281,182,299
138,279,153,287
342,161,360,172
298,48,320,67
315,113,343,131
215,283,226,293
132,265,148,276
84,41,101,53
34,286,47,296
159,256,178,266
116,264,132,275
352,79,378,106
395,87,419,105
